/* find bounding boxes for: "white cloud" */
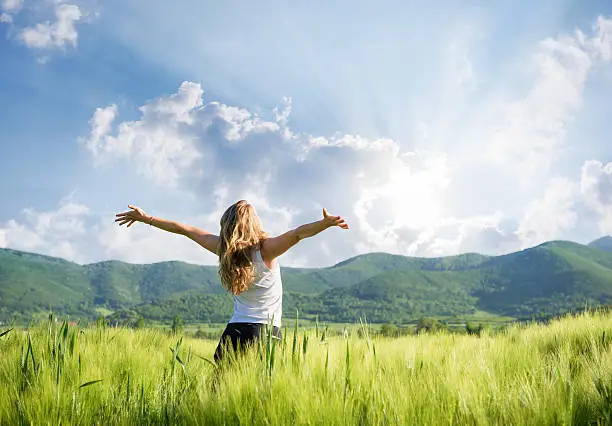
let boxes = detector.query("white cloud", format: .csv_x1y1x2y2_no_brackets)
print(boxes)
19,3,82,50
85,104,118,158
491,35,591,174
305,134,398,155
515,177,579,247
2,0,21,13
580,160,612,233
273,97,292,126
0,198,91,262
83,82,206,186
1,0,94,59
204,102,280,142
586,16,612,61
80,80,465,262
143,80,204,124
490,17,612,176
0,0,21,24
421,212,517,257
83,81,289,187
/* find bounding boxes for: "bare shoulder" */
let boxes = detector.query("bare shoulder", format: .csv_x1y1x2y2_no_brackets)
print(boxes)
260,236,288,269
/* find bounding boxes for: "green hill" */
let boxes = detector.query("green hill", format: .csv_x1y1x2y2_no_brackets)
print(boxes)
0,249,92,319
472,241,612,317
588,236,612,253
84,260,224,307
2,238,612,325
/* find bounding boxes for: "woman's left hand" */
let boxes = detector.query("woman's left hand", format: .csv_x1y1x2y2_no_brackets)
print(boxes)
322,208,349,229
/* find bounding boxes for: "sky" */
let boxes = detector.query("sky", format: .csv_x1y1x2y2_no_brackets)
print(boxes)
1,0,612,268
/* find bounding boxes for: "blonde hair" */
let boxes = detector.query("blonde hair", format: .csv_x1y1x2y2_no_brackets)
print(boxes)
218,200,268,295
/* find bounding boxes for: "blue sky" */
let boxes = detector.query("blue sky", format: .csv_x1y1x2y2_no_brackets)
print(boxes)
1,0,612,267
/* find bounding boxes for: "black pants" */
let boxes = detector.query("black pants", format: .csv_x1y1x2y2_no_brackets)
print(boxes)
214,322,282,363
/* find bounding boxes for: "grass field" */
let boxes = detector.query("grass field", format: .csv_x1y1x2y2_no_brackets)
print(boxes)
1,312,611,425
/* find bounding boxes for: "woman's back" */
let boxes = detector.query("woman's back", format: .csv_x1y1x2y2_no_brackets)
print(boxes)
229,249,283,327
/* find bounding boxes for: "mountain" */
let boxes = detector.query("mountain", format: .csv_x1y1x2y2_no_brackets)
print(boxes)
471,241,612,317
2,239,612,324
588,236,612,253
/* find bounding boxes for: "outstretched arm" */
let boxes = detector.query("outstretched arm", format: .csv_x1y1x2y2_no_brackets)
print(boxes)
115,205,219,255
261,208,348,263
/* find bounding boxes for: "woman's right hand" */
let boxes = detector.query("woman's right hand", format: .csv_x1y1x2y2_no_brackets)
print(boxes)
115,205,150,228
322,208,349,229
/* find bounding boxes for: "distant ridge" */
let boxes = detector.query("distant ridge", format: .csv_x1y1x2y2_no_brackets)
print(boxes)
2,236,612,324
588,236,612,253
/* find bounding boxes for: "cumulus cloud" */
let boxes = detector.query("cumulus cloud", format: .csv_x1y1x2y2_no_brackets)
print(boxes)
580,160,612,233
79,80,467,264
19,3,82,49
86,104,118,158
83,83,204,186
83,82,286,187
1,1,89,58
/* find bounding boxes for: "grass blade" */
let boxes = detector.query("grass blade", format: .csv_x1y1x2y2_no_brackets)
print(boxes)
69,330,76,357
176,354,185,370
0,328,13,338
292,310,299,363
61,320,69,342
344,339,351,404
195,354,217,368
270,338,277,376
79,379,103,389
302,333,309,356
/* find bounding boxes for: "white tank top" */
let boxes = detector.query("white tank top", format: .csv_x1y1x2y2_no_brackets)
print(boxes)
229,249,283,327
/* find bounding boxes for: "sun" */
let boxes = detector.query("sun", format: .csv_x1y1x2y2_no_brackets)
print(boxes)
356,153,450,235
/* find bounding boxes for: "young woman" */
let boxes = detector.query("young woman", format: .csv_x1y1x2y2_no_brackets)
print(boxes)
115,200,348,362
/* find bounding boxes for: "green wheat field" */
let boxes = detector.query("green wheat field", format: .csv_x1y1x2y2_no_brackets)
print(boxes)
1,312,612,425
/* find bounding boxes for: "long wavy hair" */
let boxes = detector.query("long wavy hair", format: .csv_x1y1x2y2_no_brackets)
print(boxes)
217,200,268,295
